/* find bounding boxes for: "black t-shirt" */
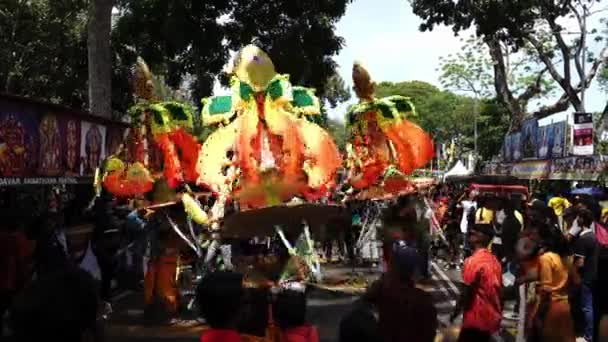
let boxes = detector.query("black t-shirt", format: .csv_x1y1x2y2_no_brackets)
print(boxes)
573,231,599,285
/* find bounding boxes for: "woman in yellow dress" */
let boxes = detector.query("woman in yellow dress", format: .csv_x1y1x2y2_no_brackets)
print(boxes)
525,220,575,342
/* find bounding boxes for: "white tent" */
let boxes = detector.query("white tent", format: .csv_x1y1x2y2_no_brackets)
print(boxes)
444,160,472,179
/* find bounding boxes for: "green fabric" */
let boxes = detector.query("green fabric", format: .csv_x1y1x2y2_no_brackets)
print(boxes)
266,78,284,100
376,102,394,119
292,88,315,107
239,82,254,101
208,96,233,115
163,102,190,121
149,106,167,126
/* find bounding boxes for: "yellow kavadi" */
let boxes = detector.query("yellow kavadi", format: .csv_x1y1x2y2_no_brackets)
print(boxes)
197,45,341,208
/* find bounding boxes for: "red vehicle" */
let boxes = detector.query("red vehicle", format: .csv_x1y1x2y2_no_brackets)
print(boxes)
468,183,529,202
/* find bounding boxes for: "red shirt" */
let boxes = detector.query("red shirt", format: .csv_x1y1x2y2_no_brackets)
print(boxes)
462,249,502,333
282,325,319,342
200,329,241,342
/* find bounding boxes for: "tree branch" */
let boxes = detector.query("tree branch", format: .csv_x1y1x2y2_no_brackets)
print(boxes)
518,67,548,103
547,18,572,83
527,34,582,111
569,3,586,82
532,93,570,119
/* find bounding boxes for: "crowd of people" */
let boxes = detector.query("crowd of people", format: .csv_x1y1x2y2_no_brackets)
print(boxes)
429,185,608,342
2,185,608,342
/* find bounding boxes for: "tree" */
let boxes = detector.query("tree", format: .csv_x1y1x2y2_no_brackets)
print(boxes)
112,0,231,107
411,0,608,129
323,73,351,108
87,0,113,118
223,0,350,98
375,80,508,161
0,0,88,107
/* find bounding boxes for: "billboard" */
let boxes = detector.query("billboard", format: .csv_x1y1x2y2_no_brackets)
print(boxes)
0,95,128,184
521,119,538,159
573,112,593,156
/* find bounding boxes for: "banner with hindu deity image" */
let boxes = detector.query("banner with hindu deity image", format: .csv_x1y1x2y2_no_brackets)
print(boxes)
80,121,107,176
59,116,82,176
38,114,63,176
0,104,39,178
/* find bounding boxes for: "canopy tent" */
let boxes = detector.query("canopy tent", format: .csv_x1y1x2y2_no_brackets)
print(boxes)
443,161,472,180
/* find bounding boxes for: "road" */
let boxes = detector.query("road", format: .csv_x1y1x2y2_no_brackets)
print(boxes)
105,262,517,342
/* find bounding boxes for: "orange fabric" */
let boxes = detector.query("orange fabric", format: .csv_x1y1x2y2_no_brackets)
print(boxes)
538,252,569,301
144,255,178,313
169,129,201,183
154,133,182,188
383,119,434,175
103,169,154,197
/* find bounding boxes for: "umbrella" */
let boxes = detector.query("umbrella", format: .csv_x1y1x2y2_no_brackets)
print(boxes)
221,203,350,238
571,187,605,197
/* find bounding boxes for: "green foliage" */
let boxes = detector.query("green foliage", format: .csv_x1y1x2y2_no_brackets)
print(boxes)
323,73,351,108
223,0,350,99
0,0,88,107
326,118,347,151
1,0,351,117
375,80,509,161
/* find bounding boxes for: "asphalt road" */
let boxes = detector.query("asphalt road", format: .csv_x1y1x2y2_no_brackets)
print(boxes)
105,262,517,342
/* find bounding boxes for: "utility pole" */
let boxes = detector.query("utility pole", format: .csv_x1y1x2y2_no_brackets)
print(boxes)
581,4,588,111
473,95,479,167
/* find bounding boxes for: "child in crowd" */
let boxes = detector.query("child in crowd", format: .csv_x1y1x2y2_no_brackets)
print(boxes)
197,271,244,342
273,289,319,342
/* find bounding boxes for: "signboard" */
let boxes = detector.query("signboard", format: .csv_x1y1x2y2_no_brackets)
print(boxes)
521,119,538,159
0,177,92,187
573,112,593,155
512,132,522,161
0,95,128,181
548,156,605,181
510,160,550,179
551,121,567,158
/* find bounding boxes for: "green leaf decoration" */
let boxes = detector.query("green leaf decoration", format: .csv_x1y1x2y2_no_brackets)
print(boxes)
266,78,284,100
208,96,232,115
239,82,254,101
163,102,190,121
292,88,315,107
149,106,167,126
376,102,394,119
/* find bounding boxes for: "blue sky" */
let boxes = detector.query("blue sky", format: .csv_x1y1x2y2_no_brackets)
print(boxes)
326,0,606,122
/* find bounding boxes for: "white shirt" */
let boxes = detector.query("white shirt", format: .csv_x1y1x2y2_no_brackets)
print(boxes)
460,200,477,233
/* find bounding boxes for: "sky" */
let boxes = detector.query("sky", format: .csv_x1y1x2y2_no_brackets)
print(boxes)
325,0,606,123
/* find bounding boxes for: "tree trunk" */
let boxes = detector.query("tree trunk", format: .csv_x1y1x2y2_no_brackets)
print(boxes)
485,37,525,132
87,0,113,118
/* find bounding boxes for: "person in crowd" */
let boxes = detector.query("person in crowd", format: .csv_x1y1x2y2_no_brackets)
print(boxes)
10,267,100,342
338,297,382,342
34,212,70,277
569,209,599,342
273,289,319,342
527,220,576,342
197,271,244,342
92,213,122,318
443,193,462,270
459,190,477,252
451,222,502,342
549,193,572,231
496,197,524,265
0,217,32,340
366,229,437,342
